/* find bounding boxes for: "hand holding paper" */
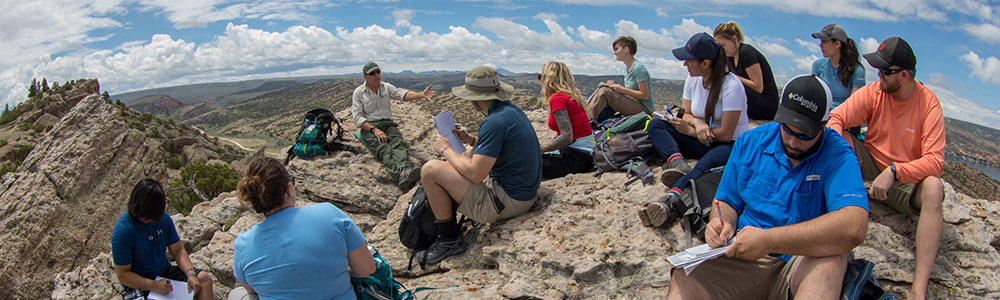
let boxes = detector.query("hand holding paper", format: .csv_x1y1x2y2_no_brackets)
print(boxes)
433,110,466,154
147,276,194,300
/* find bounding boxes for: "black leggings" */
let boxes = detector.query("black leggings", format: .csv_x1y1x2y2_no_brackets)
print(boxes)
542,148,594,179
745,89,779,120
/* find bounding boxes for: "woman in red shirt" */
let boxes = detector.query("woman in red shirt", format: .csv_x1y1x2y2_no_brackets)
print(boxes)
540,61,595,179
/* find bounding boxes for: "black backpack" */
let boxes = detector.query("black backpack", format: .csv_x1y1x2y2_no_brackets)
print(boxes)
284,108,354,164
398,185,478,270
399,186,437,251
668,168,723,249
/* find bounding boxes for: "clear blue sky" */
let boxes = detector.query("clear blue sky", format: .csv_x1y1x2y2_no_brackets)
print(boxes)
2,0,999,129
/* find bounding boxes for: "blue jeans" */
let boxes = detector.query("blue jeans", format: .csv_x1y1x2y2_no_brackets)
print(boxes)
647,119,733,190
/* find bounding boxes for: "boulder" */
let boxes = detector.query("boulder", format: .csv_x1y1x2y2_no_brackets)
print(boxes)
0,93,167,299
33,113,60,128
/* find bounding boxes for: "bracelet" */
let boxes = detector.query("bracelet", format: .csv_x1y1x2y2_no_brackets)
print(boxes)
186,268,197,277
439,145,451,156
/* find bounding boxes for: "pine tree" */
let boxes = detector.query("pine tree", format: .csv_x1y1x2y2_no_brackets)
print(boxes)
41,78,49,92
27,79,38,98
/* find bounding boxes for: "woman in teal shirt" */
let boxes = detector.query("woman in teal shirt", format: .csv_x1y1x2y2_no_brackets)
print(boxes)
811,24,865,108
586,35,654,122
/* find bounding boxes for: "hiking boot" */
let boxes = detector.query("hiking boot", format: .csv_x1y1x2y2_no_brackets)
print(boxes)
398,166,422,191
415,237,467,265
637,206,653,227
660,158,692,188
645,193,679,227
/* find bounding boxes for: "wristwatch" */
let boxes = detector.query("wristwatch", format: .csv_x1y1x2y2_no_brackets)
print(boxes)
889,163,897,179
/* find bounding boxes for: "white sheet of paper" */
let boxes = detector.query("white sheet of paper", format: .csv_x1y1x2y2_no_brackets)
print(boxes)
667,243,730,275
432,110,466,154
146,276,194,300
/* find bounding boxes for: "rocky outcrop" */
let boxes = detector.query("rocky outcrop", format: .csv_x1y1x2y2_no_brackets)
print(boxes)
0,93,169,299
43,100,1000,299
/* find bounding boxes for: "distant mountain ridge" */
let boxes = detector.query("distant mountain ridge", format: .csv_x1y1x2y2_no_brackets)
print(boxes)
128,94,183,116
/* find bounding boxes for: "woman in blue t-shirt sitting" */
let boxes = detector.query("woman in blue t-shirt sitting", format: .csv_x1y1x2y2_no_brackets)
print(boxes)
228,157,375,300
810,23,865,109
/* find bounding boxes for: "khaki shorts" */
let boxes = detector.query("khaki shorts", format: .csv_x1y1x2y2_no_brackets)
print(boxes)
846,135,918,216
681,255,804,300
458,177,535,224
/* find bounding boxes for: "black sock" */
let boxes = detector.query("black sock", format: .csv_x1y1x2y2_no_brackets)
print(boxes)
434,217,459,240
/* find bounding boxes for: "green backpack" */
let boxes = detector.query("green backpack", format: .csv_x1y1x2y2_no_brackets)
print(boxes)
352,246,438,300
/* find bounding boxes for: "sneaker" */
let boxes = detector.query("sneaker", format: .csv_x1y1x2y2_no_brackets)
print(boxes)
660,158,692,188
398,166,422,191
645,193,679,227
415,237,467,265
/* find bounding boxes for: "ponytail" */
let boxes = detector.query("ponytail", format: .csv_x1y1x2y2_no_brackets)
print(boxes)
836,38,861,88
705,47,729,125
237,157,290,214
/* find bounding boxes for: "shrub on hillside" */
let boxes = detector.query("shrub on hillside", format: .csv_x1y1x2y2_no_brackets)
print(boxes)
0,105,22,126
167,162,239,215
0,163,16,178
166,156,183,169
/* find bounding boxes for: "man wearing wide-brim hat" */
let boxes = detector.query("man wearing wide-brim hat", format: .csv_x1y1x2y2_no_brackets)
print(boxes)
416,66,542,265
828,36,946,300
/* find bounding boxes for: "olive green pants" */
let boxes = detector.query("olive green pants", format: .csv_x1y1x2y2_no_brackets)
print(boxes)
359,119,411,180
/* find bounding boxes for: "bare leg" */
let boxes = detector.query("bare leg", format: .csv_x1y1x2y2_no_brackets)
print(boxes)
420,160,472,221
909,176,943,300
196,271,214,300
666,268,710,300
788,255,847,300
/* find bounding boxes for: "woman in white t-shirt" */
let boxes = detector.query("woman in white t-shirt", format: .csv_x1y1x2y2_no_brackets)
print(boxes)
638,33,750,228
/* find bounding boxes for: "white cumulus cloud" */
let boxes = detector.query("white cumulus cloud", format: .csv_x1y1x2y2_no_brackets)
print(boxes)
136,0,324,29
474,16,580,51
922,74,1000,130
962,23,1000,44
0,0,126,70
960,51,1000,86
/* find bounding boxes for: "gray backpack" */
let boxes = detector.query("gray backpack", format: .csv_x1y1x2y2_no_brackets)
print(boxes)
591,114,658,185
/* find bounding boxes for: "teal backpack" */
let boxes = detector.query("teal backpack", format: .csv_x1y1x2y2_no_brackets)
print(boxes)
352,246,438,300
285,108,355,165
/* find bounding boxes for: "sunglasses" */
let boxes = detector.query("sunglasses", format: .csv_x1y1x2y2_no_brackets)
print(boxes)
288,172,296,185
537,73,543,80
878,67,906,76
781,123,818,140
366,69,381,76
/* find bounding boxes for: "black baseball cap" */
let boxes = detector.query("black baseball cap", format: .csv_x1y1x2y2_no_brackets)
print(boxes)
863,37,916,70
811,24,848,43
672,33,721,61
774,74,832,138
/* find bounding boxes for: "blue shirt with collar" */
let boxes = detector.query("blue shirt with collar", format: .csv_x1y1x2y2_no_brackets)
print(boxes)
715,122,869,261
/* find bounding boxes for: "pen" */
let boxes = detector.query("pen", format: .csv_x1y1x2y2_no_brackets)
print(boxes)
714,200,723,224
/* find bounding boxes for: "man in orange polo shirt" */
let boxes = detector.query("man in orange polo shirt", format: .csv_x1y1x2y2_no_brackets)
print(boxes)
828,36,945,300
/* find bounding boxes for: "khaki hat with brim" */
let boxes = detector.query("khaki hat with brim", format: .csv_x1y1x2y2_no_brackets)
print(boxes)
451,66,514,101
